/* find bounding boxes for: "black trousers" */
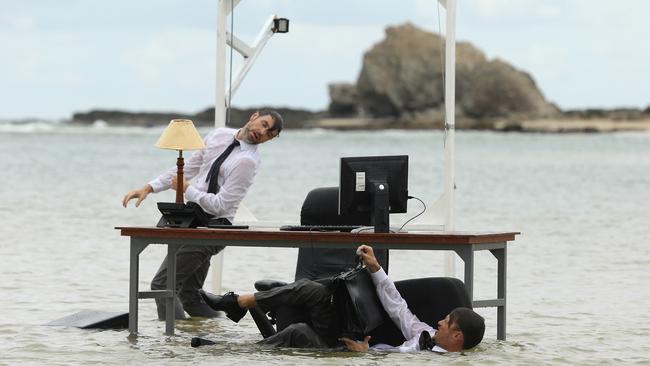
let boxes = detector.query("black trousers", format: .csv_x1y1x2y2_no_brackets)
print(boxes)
150,244,224,320
255,279,339,348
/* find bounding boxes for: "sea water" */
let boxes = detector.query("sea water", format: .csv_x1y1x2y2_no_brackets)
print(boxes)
0,124,648,365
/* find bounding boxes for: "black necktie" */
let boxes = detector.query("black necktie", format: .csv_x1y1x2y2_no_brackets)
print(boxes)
418,330,436,351
206,138,240,194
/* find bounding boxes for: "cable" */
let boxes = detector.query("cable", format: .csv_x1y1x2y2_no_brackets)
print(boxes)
226,0,234,126
398,195,427,232
436,1,448,147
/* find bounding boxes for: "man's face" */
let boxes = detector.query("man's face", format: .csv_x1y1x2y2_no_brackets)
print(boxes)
240,112,279,144
435,314,463,350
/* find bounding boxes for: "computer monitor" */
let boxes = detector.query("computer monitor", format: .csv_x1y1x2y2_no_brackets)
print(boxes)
339,155,409,233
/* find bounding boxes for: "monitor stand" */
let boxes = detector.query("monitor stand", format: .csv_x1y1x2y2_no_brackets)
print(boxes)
350,226,401,234
370,180,390,233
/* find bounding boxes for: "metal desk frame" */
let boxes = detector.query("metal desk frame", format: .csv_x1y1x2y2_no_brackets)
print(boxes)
118,227,517,340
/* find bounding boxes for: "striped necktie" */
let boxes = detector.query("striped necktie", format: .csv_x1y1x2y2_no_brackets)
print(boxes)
206,138,240,194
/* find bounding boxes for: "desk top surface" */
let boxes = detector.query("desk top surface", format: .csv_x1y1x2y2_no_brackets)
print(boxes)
117,226,519,245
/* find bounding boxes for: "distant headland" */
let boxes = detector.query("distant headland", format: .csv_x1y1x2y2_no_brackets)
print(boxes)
71,23,650,133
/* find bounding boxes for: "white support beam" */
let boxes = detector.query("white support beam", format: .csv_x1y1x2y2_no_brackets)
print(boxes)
217,3,279,120
225,15,277,105
226,31,254,58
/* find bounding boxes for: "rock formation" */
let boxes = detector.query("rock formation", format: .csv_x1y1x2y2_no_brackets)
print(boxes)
328,83,359,117
342,23,559,125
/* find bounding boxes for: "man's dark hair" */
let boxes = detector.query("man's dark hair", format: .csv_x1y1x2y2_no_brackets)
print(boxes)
258,109,283,135
449,307,485,350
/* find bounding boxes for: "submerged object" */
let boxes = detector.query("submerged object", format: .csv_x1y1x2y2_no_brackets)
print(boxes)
46,310,128,329
191,337,217,347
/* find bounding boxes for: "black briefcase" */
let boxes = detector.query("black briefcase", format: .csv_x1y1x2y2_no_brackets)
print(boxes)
333,263,386,338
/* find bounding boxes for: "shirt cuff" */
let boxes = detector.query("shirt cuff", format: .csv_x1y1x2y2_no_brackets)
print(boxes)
185,185,201,202
370,267,388,285
148,178,165,193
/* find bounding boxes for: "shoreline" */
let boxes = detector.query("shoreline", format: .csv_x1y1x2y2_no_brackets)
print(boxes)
3,117,650,134
307,117,650,133
61,106,650,133
498,118,650,133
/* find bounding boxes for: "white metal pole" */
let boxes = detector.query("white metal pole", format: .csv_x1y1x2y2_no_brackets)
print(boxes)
397,0,455,233
215,0,229,128
212,0,241,295
444,0,456,230
443,0,457,276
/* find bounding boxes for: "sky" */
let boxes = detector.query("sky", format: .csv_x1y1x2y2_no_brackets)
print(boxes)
1,0,649,120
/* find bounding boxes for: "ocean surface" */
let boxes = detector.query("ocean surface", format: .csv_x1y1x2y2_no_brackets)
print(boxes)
0,123,649,365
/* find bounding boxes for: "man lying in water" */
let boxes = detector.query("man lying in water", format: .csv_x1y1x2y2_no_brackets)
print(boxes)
201,245,485,353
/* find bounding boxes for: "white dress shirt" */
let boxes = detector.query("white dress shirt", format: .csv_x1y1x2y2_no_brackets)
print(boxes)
369,268,448,353
148,127,260,222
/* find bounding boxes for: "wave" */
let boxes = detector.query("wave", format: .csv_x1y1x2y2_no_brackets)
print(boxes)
0,119,61,133
0,119,164,135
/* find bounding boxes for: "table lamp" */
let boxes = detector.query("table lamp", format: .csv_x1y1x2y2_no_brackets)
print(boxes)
155,119,205,204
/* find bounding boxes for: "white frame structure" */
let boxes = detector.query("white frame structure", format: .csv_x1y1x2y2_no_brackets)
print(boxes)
212,0,458,291
211,0,288,292
215,0,282,125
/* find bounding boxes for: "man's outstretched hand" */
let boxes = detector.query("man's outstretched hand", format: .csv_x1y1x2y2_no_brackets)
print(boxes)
339,336,371,352
356,245,381,273
122,184,153,208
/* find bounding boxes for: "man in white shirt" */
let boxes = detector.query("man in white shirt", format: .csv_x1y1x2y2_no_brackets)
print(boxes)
201,244,485,353
122,109,283,320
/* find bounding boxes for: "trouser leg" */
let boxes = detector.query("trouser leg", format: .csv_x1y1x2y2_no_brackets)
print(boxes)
257,323,331,348
275,305,308,332
151,245,224,320
178,256,212,304
270,277,334,332
255,279,338,346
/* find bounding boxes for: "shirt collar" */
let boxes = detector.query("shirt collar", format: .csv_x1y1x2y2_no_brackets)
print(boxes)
428,330,447,353
233,129,256,151
431,345,447,353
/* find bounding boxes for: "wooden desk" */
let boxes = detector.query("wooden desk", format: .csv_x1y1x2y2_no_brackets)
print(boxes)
117,227,518,340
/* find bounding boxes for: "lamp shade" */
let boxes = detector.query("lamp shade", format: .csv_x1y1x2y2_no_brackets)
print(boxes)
155,119,205,151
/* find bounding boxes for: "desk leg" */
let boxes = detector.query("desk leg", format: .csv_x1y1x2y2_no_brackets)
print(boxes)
455,247,474,301
129,239,149,336
490,247,507,341
165,244,181,336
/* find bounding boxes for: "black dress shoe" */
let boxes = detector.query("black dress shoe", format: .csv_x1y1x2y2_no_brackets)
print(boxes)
199,289,247,322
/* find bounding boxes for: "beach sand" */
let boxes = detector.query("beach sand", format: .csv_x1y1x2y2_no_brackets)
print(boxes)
496,118,650,133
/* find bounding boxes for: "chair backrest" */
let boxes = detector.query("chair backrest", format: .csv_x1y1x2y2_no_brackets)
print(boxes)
295,187,389,281
368,277,472,346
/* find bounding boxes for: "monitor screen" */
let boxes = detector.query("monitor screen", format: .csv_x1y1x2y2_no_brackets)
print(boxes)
339,155,408,232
